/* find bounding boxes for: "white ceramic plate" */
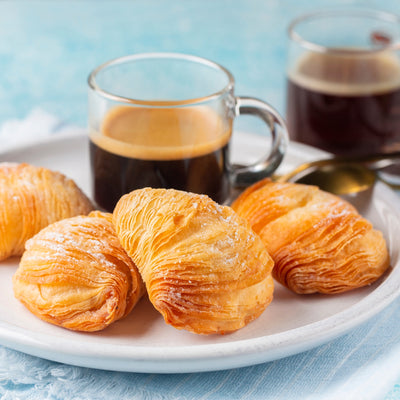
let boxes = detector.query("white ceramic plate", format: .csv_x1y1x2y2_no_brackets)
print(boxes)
0,131,399,373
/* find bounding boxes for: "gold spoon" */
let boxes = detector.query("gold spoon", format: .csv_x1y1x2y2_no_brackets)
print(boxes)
272,151,400,195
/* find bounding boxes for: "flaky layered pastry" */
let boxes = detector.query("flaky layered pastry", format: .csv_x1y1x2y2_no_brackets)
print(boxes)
0,162,93,261
13,212,144,332
113,188,274,335
231,179,390,294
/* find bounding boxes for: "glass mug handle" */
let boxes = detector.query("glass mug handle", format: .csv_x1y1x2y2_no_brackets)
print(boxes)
229,96,289,187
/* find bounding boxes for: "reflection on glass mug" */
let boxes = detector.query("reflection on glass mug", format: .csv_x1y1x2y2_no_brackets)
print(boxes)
286,9,400,160
88,53,288,212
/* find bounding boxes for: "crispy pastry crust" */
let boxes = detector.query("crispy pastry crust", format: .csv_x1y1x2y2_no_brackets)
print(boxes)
113,188,274,335
0,162,93,261
13,212,144,332
232,179,390,294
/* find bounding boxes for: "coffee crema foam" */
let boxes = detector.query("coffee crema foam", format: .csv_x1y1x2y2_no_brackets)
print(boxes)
90,105,232,160
288,51,400,96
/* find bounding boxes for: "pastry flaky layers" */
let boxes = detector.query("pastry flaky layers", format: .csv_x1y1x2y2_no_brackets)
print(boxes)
0,162,93,261
13,211,145,332
231,179,390,294
113,188,274,335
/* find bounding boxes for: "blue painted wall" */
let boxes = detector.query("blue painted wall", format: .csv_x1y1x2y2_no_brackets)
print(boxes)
1,0,399,127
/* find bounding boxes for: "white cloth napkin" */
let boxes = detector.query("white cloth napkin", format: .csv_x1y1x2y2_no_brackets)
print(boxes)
0,108,85,153
0,109,399,400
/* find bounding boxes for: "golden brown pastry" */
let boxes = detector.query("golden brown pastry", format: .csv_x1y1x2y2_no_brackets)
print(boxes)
113,188,274,335
231,179,390,294
13,212,144,332
0,162,93,261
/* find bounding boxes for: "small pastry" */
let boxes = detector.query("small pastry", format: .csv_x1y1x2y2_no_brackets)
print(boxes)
0,162,93,261
113,188,274,335
13,212,144,332
231,178,390,294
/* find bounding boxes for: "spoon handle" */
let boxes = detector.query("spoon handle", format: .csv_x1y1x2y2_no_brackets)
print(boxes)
272,151,400,184
332,151,400,170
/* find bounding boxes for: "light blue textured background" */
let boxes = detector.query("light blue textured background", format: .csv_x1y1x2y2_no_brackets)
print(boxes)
1,1,400,399
0,0,399,128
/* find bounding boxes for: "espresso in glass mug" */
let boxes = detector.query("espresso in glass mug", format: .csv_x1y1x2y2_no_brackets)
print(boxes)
88,53,288,212
286,10,400,158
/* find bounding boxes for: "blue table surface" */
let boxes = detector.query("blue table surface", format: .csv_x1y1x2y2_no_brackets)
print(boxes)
1,1,400,399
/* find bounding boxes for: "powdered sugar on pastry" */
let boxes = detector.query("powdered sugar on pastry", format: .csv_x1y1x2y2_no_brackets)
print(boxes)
0,162,93,261
232,178,390,294
13,212,145,332
113,188,274,335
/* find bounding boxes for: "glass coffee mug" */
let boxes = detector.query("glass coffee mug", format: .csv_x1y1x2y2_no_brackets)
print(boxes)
286,9,400,159
88,53,288,212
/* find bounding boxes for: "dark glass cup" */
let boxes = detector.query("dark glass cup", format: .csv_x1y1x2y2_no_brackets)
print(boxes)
88,53,288,211
286,9,400,173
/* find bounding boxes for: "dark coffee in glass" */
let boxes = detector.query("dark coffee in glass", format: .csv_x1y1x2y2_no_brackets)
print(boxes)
286,10,400,178
287,51,400,156
89,106,231,211
88,53,288,212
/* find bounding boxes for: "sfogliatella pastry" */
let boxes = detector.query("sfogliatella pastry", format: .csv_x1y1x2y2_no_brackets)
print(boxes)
0,162,93,261
231,179,390,294
13,212,145,332
113,188,274,335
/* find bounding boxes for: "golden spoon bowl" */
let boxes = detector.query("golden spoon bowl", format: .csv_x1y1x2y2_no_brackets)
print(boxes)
272,151,400,195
